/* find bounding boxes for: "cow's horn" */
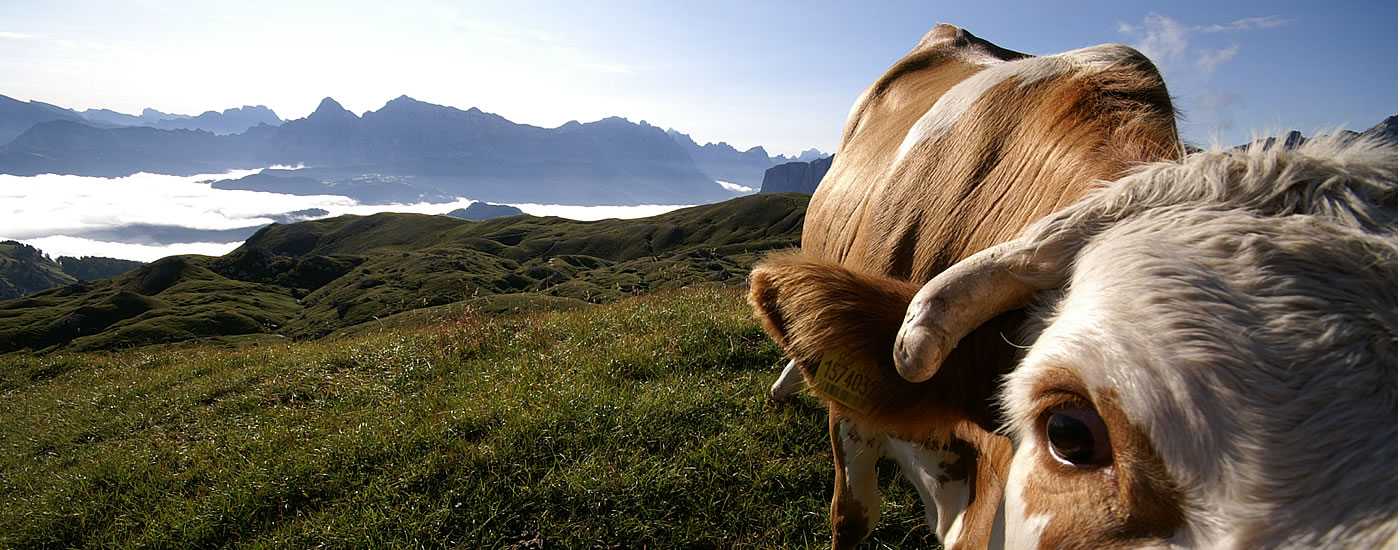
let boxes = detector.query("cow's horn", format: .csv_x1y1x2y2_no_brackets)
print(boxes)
893,239,1057,382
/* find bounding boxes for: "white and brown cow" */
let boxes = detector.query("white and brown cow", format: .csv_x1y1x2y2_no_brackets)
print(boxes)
752,24,1181,549
758,135,1396,547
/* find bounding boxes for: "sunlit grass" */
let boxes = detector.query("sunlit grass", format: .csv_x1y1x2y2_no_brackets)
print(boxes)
0,286,938,549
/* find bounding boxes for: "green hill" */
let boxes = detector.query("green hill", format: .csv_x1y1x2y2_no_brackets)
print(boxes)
0,241,147,300
0,193,808,353
56,255,147,282
0,241,73,300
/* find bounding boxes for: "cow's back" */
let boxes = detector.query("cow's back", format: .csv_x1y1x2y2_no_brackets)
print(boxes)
804,24,1181,282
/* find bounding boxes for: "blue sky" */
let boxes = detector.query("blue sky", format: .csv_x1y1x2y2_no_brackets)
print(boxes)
1,0,1395,156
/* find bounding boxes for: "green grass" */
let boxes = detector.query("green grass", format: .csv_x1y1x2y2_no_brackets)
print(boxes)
0,286,940,549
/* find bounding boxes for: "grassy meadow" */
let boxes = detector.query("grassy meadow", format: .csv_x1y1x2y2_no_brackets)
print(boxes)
0,285,940,549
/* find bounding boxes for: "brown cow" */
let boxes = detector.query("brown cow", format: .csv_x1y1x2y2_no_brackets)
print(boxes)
751,24,1180,549
759,135,1397,548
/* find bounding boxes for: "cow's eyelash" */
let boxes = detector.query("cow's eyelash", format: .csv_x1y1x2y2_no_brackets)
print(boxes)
1030,391,1091,418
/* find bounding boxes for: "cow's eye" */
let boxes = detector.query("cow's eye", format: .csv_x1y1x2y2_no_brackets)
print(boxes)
1044,404,1111,469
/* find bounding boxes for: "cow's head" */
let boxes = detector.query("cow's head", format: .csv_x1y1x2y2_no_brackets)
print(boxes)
754,137,1397,547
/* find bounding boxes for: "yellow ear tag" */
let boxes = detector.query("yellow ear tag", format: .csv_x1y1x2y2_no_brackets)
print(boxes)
813,347,879,415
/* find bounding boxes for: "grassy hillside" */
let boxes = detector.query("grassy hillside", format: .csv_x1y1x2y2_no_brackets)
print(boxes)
56,255,147,282
0,286,938,549
0,241,147,300
0,193,808,353
0,241,75,300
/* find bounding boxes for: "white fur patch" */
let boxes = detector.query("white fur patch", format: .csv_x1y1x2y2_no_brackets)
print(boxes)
894,44,1141,163
837,419,884,528
767,358,805,401
1003,441,1051,549
884,438,968,542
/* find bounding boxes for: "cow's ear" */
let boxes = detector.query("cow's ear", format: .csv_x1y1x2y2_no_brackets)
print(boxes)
748,253,921,364
747,259,794,350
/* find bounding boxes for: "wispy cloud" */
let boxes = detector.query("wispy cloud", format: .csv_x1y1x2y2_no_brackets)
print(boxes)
1117,14,1190,65
1118,13,1288,70
1194,43,1239,77
1194,89,1247,133
1202,16,1291,33
1118,13,1289,140
0,31,32,39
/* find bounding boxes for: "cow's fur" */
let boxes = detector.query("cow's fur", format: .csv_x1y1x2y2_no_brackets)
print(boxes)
803,31,1180,280
750,23,1180,549
758,135,1397,547
996,135,1397,548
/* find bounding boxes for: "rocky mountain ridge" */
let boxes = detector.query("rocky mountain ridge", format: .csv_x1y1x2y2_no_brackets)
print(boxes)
0,94,817,206
0,96,283,143
759,155,833,194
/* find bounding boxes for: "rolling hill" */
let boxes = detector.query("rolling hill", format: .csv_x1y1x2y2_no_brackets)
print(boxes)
0,193,808,353
0,241,145,300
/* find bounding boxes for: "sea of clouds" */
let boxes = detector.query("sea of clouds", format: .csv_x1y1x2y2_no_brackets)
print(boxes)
0,169,695,262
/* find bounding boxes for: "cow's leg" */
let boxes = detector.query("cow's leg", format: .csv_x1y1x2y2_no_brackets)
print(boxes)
883,437,971,546
768,358,805,403
829,414,883,550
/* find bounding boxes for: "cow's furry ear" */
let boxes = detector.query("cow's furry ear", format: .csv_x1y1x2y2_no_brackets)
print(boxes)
750,252,1017,433
748,253,921,364
747,259,794,351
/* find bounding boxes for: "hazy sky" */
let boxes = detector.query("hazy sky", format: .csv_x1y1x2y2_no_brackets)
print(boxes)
2,0,1396,156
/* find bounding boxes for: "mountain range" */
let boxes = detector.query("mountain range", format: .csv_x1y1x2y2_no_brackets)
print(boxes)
0,94,820,205
87,105,281,135
1234,116,1397,151
0,95,282,144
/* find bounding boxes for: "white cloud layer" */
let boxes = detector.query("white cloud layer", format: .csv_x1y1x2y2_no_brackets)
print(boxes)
0,170,693,262
21,236,245,263
716,180,757,193
510,203,691,221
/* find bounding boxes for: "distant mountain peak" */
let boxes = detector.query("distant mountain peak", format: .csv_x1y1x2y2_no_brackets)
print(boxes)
794,148,828,163
1362,116,1397,141
1231,117,1397,151
310,97,356,119
141,107,183,120
372,95,441,116
665,128,699,148
385,95,424,106
222,105,278,118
